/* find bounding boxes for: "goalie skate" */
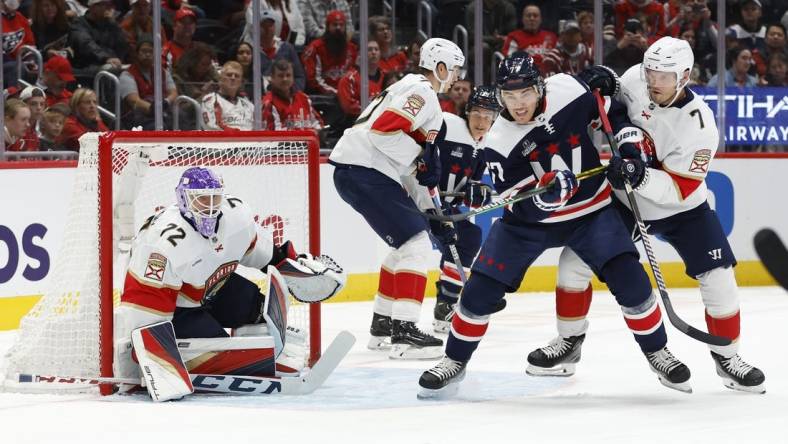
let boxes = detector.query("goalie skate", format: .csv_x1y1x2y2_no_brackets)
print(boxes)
417,356,467,399
711,352,766,394
526,334,585,377
389,320,443,360
645,347,692,393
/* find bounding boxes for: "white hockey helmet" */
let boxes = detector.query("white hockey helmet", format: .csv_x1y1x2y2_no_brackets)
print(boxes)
419,38,465,93
641,36,694,106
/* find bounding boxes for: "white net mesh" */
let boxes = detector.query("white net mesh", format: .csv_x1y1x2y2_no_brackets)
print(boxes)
3,131,316,391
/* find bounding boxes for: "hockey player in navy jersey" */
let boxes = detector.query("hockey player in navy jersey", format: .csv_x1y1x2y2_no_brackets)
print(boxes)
527,37,765,393
418,51,692,398
431,85,501,334
329,38,465,360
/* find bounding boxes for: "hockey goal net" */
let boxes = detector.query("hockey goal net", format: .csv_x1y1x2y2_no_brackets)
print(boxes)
2,130,321,392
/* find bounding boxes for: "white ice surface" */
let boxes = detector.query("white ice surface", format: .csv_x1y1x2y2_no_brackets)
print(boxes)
1,287,786,444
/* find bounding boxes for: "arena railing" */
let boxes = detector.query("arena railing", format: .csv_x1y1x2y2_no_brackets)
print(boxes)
417,0,432,40
172,95,202,130
94,71,121,130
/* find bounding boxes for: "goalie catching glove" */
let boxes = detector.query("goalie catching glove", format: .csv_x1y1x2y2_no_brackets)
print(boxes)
276,253,346,303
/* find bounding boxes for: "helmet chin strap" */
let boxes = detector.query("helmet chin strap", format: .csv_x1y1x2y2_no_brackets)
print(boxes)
647,74,688,108
434,65,454,94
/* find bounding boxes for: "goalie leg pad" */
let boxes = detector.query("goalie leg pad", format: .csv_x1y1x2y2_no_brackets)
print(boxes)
131,321,194,402
263,267,291,357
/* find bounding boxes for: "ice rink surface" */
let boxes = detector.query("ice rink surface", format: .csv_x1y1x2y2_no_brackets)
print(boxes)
1,286,785,444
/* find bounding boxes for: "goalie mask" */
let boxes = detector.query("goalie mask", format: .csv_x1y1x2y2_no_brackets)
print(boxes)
176,167,225,238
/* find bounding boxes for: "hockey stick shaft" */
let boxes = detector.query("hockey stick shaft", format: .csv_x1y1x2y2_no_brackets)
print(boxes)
593,90,730,346
430,189,468,284
753,228,788,291
419,165,608,223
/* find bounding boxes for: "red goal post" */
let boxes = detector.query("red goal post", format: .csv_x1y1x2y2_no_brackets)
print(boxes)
3,130,322,393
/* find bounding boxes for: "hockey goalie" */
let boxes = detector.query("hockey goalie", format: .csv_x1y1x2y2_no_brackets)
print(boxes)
114,166,346,401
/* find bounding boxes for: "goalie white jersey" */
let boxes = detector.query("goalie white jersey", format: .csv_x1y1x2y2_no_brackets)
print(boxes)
615,64,719,221
329,73,444,185
121,196,274,319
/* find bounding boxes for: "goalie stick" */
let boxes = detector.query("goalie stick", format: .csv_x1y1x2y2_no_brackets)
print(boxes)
13,330,356,396
415,165,608,223
754,228,788,291
593,90,730,347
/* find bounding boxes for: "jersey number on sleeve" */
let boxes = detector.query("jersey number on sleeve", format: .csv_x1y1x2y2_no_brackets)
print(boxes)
689,109,705,129
354,90,388,126
160,223,186,247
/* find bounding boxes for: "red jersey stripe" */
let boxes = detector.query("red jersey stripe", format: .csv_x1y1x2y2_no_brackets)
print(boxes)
705,310,740,341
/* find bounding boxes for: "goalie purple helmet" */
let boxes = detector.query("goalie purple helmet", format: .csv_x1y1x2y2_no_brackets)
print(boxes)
176,167,225,238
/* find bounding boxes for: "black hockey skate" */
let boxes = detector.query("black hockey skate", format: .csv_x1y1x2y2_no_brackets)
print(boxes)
711,352,766,394
367,312,392,351
526,334,585,377
418,356,467,399
432,300,456,334
389,320,444,360
644,347,692,393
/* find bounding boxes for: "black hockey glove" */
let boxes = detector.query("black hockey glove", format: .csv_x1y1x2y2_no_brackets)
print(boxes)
463,181,494,208
428,216,458,246
415,143,441,188
607,156,648,190
578,65,620,97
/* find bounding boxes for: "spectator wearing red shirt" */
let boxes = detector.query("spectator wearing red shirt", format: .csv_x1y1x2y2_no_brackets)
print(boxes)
262,59,323,130
1,1,36,60
18,86,47,151
42,55,75,107
614,0,666,41
58,88,109,151
439,78,471,117
162,7,196,71
301,10,358,95
577,11,596,56
337,40,386,117
605,17,649,75
4,99,32,152
663,0,717,63
541,20,592,77
369,15,408,74
502,3,557,69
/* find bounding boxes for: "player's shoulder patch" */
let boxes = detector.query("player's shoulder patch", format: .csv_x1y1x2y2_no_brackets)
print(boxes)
144,252,168,282
402,92,427,117
689,148,712,173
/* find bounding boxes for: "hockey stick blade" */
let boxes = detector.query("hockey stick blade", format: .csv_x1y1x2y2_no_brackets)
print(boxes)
592,90,730,347
419,165,608,223
754,228,788,291
15,331,356,396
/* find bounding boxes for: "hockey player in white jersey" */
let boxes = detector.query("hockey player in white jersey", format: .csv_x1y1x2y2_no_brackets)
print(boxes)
329,38,465,359
527,37,765,393
114,167,345,400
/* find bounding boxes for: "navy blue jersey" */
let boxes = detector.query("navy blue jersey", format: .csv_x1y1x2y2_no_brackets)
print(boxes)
435,112,487,209
484,73,629,224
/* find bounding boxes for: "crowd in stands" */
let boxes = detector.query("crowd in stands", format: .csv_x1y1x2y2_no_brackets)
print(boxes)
2,0,787,156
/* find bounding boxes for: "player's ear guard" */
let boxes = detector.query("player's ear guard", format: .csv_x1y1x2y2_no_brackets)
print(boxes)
276,254,346,303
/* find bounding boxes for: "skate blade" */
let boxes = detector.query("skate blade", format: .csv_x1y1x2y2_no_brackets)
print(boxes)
656,375,692,394
526,363,576,377
367,335,391,351
417,371,466,400
389,344,443,360
721,377,766,394
432,319,450,334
